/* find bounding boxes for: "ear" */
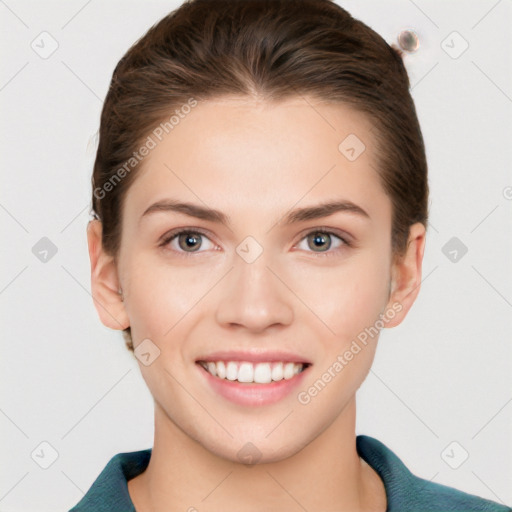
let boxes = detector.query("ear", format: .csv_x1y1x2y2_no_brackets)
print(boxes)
86,219,130,330
383,222,426,328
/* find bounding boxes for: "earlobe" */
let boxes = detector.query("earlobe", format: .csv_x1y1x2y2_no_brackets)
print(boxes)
384,222,426,329
86,220,130,331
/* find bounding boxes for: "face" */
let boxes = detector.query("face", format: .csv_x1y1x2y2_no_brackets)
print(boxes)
89,96,425,463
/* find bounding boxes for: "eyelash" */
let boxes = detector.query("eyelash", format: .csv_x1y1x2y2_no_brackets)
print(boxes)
158,227,352,258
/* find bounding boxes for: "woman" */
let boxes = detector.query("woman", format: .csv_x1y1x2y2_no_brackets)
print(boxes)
71,0,511,510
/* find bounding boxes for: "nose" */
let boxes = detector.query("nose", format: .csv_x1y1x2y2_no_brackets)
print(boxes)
214,251,294,333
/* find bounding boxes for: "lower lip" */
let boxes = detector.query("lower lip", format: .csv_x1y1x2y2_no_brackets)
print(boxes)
196,363,310,406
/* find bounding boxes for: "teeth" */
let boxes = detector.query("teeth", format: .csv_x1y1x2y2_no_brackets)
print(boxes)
253,362,272,384
216,361,226,379
271,362,284,381
226,361,238,381
207,362,217,377
283,362,295,380
238,362,253,383
200,361,307,383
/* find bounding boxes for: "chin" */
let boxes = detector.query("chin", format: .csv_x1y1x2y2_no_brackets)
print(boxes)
203,432,307,466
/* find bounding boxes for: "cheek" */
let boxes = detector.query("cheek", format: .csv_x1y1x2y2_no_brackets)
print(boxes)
289,253,390,343
294,260,387,415
122,256,204,343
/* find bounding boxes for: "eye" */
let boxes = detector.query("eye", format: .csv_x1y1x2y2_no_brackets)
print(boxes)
159,227,352,258
159,228,216,255
295,229,351,257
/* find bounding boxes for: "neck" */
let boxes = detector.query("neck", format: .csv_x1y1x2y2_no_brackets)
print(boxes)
128,398,386,512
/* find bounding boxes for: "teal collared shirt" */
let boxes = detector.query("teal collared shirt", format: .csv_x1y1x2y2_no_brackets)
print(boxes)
69,435,511,511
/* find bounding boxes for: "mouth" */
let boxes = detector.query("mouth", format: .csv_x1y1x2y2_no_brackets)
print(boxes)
196,358,312,406
196,360,312,384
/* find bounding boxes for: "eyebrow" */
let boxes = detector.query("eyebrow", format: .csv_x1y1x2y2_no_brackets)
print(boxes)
139,198,370,227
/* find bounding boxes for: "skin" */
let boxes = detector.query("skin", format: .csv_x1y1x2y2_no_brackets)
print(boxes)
87,95,426,512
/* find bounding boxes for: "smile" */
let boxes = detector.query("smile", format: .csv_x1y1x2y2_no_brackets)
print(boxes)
197,360,310,384
196,359,312,406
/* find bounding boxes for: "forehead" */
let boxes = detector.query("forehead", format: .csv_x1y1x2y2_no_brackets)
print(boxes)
123,95,390,226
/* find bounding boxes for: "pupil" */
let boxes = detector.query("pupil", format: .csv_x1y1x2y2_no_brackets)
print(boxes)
180,233,201,251
310,232,330,252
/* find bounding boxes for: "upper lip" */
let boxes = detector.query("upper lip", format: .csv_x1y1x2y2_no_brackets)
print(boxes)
195,350,312,365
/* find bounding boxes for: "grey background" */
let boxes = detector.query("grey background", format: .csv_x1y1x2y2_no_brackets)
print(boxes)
1,1,511,510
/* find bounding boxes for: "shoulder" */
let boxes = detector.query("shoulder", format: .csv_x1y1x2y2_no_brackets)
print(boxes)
68,448,151,512
356,435,511,512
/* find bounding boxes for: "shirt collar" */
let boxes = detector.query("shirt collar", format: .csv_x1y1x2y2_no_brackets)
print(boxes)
70,435,509,511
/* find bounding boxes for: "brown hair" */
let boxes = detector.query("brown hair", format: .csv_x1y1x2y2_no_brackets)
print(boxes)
90,0,429,352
